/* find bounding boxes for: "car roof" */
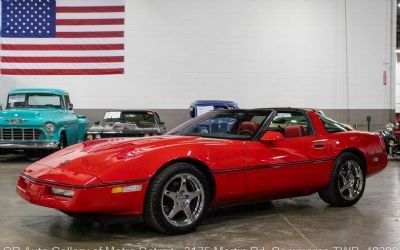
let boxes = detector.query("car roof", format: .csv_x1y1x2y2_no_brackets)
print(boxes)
191,100,238,105
105,110,158,113
8,88,68,95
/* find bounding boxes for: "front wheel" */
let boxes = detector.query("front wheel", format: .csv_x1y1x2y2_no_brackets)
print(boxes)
318,152,366,207
58,133,67,150
144,163,211,234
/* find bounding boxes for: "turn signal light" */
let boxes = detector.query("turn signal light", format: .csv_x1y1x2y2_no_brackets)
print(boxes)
111,185,142,194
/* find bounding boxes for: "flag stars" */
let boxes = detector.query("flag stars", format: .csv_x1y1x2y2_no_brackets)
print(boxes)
2,0,55,37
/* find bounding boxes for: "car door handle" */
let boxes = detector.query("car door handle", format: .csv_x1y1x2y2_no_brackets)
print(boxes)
313,142,325,148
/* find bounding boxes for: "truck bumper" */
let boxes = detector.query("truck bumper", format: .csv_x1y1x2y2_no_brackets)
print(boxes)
0,141,59,150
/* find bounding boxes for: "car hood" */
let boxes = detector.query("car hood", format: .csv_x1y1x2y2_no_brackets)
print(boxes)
23,135,204,185
0,108,66,125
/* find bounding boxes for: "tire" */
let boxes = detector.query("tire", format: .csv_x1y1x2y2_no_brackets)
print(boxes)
144,162,211,234
58,132,67,150
318,152,366,207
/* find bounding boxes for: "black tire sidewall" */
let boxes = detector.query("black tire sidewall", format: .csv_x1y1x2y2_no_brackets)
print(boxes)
145,163,211,234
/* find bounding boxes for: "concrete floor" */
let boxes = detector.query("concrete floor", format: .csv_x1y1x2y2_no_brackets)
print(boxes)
0,155,399,250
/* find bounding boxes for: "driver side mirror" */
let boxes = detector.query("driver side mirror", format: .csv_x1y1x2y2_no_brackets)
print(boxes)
0,104,2,111
94,121,100,126
261,131,284,143
68,103,74,110
159,121,165,125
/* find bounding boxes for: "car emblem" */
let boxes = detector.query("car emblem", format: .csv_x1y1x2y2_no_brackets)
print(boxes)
7,119,26,125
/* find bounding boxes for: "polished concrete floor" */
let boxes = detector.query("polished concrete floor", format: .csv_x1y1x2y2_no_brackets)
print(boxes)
0,155,399,249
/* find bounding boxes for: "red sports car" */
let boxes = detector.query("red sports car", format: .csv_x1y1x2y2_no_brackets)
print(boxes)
17,108,387,234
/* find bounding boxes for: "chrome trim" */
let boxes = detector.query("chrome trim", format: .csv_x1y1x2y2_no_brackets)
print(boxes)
0,141,59,149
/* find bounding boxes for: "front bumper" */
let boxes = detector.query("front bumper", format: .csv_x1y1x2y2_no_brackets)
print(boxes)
0,141,59,149
16,174,148,215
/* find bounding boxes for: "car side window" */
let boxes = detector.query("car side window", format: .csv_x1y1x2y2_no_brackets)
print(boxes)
267,111,312,138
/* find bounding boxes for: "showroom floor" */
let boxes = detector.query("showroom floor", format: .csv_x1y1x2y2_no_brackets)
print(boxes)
0,155,399,249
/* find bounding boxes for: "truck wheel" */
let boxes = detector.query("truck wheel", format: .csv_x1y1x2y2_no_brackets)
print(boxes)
318,152,366,207
58,133,67,150
144,162,211,234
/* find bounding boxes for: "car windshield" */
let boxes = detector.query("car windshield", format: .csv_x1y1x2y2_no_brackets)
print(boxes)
168,110,272,139
7,93,63,109
103,111,156,128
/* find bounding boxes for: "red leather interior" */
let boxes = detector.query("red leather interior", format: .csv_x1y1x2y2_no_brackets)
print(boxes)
284,125,305,138
237,121,260,135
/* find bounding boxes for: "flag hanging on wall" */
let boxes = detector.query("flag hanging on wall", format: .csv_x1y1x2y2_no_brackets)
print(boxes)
0,0,125,75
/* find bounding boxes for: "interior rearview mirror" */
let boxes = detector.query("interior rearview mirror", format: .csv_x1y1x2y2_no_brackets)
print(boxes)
261,131,284,142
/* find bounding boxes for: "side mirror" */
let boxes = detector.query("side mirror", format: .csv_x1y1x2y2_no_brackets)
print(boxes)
0,104,2,111
159,121,165,125
260,131,284,143
68,103,74,110
94,121,100,126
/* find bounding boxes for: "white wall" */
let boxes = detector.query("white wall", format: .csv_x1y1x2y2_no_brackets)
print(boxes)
0,0,396,110
397,62,400,113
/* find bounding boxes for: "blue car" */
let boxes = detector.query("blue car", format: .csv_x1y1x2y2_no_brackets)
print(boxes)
0,88,88,154
189,100,239,118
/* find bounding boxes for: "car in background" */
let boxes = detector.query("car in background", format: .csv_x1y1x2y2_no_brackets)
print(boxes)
0,88,88,155
189,100,239,118
17,108,387,234
86,110,166,140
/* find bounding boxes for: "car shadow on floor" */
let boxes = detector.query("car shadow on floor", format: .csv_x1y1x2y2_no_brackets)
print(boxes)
19,199,356,242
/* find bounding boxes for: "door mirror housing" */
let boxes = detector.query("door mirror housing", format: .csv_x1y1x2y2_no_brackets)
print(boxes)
68,103,74,110
94,121,101,126
260,131,284,142
159,121,165,125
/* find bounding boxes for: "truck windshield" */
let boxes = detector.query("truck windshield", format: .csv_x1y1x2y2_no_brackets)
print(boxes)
7,93,63,109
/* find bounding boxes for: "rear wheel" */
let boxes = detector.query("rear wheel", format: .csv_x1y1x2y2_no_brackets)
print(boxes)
144,163,211,234
318,152,366,207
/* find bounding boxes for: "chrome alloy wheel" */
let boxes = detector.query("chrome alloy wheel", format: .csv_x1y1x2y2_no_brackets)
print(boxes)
161,173,205,227
338,160,364,201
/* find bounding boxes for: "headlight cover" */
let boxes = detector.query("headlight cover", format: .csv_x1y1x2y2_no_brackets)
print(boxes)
95,134,102,139
44,122,56,133
86,134,94,140
50,187,75,197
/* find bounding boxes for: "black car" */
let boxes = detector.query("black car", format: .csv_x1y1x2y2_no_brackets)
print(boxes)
86,110,166,140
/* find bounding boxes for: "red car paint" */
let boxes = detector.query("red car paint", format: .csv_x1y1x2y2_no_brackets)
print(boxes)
17,109,388,215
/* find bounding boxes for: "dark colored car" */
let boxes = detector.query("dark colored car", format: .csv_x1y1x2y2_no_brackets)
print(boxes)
86,110,166,140
189,100,239,118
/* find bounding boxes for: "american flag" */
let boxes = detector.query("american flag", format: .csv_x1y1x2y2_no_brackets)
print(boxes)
0,0,125,75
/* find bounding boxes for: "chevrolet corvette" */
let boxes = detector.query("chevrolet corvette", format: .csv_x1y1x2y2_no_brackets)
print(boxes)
17,108,387,234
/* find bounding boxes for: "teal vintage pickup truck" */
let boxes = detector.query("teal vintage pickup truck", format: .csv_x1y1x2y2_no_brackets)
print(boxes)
0,88,88,154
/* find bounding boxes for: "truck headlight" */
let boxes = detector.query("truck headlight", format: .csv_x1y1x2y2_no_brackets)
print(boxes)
95,134,102,139
86,134,93,140
44,122,56,133
50,187,75,197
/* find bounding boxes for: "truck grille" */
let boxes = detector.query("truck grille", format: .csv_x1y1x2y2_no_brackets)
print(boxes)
0,128,42,141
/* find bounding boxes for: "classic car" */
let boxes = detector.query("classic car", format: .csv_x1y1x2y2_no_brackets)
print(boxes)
86,110,166,140
0,88,88,154
17,108,387,234
189,100,239,118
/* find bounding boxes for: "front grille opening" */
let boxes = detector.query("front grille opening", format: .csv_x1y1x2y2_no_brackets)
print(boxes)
0,128,43,141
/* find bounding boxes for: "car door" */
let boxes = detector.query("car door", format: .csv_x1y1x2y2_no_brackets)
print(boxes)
244,110,334,201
